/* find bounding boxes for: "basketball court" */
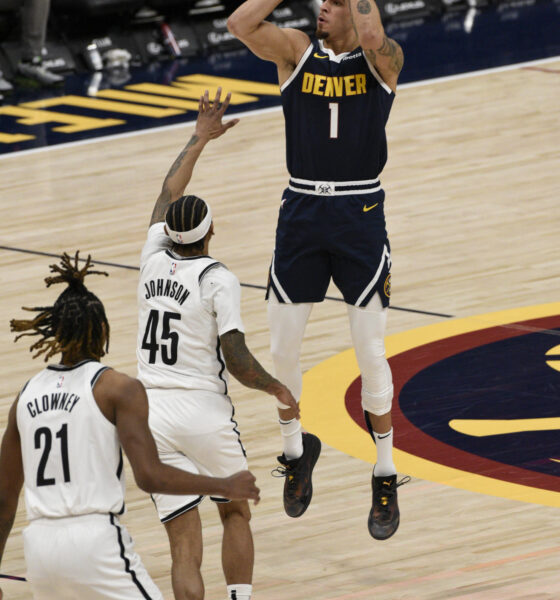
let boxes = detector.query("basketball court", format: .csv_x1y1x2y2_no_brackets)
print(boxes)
0,5,559,597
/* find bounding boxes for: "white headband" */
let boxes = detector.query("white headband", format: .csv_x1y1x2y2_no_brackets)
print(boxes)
165,205,212,245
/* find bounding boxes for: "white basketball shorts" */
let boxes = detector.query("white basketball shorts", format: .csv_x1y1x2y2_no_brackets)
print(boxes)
146,388,248,523
23,513,163,599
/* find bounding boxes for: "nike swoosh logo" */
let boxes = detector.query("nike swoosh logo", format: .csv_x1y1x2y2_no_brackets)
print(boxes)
363,203,378,212
314,52,329,59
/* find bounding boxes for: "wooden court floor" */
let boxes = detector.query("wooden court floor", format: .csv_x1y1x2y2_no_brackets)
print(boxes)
1,59,559,599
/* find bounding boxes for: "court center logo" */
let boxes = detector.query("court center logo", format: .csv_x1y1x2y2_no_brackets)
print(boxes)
300,303,560,507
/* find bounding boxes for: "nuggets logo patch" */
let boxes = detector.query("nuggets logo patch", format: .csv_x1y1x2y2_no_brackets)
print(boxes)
384,274,391,298
300,303,560,507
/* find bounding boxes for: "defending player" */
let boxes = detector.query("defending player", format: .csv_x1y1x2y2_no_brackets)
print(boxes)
136,89,298,600
0,251,259,600
228,0,408,538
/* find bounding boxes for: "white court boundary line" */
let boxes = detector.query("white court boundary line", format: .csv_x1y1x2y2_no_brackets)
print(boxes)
0,54,558,161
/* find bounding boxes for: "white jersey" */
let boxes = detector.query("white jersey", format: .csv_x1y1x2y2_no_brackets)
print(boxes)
16,360,126,521
137,223,245,394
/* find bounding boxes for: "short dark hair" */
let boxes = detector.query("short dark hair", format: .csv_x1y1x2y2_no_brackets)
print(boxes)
165,194,209,252
10,252,110,361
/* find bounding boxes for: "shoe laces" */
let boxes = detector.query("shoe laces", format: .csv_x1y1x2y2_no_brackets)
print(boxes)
374,475,411,509
271,465,291,478
271,458,299,488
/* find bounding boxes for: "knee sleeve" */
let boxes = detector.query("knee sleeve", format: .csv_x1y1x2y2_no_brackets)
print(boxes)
267,299,312,400
347,298,393,416
361,378,393,416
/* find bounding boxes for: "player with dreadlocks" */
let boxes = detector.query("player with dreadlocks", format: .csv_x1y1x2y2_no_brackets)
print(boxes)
0,251,259,600
10,252,111,363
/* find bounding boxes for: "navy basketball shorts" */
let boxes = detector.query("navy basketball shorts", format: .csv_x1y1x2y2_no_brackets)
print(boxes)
267,188,391,308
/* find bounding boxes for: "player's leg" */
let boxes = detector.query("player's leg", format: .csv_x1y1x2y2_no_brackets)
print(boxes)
267,294,312,458
147,390,206,598
347,294,395,472
347,295,405,540
267,190,327,517
182,397,253,599
217,500,253,600
164,509,204,600
331,192,407,538
267,296,322,517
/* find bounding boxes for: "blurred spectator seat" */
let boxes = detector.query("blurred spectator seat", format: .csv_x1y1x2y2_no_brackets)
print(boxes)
52,0,144,16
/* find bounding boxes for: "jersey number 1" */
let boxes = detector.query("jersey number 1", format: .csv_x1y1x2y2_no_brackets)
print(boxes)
141,309,181,365
329,102,339,139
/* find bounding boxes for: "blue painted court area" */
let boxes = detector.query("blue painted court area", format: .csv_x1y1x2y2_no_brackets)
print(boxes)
0,0,558,155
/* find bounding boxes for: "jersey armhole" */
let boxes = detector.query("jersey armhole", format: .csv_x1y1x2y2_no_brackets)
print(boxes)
198,261,225,286
19,378,31,396
91,366,111,390
90,367,118,428
199,262,226,316
363,53,394,96
280,43,313,93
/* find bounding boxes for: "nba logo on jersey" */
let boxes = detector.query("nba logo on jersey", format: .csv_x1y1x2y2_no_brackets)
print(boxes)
170,262,177,275
56,375,64,388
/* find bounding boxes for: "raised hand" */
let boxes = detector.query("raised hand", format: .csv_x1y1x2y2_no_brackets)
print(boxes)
195,87,240,141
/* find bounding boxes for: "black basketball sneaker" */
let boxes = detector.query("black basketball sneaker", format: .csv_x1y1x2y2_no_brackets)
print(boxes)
368,472,410,540
274,432,321,518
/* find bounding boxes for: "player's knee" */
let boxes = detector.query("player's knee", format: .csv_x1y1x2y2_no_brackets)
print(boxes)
181,586,204,600
219,500,251,524
361,383,393,416
170,559,204,600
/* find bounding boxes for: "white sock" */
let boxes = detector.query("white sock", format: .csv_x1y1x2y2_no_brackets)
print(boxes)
227,583,252,600
279,418,303,460
372,428,396,477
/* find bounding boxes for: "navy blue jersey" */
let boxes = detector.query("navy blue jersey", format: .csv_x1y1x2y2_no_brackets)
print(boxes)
281,37,394,182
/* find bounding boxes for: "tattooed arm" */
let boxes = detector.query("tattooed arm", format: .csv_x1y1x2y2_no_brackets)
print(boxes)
220,330,300,420
348,0,403,92
149,88,239,227
0,398,24,570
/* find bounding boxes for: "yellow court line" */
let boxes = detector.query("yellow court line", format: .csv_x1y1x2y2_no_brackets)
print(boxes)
301,302,560,507
449,417,560,436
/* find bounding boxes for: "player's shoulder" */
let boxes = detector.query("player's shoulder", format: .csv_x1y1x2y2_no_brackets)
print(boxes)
283,28,313,63
94,367,145,400
141,223,172,268
199,259,239,288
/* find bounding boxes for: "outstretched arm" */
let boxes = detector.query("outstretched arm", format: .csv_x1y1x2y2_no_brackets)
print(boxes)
94,370,260,502
220,329,300,420
227,0,309,81
348,0,403,92
149,88,239,227
0,398,24,569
